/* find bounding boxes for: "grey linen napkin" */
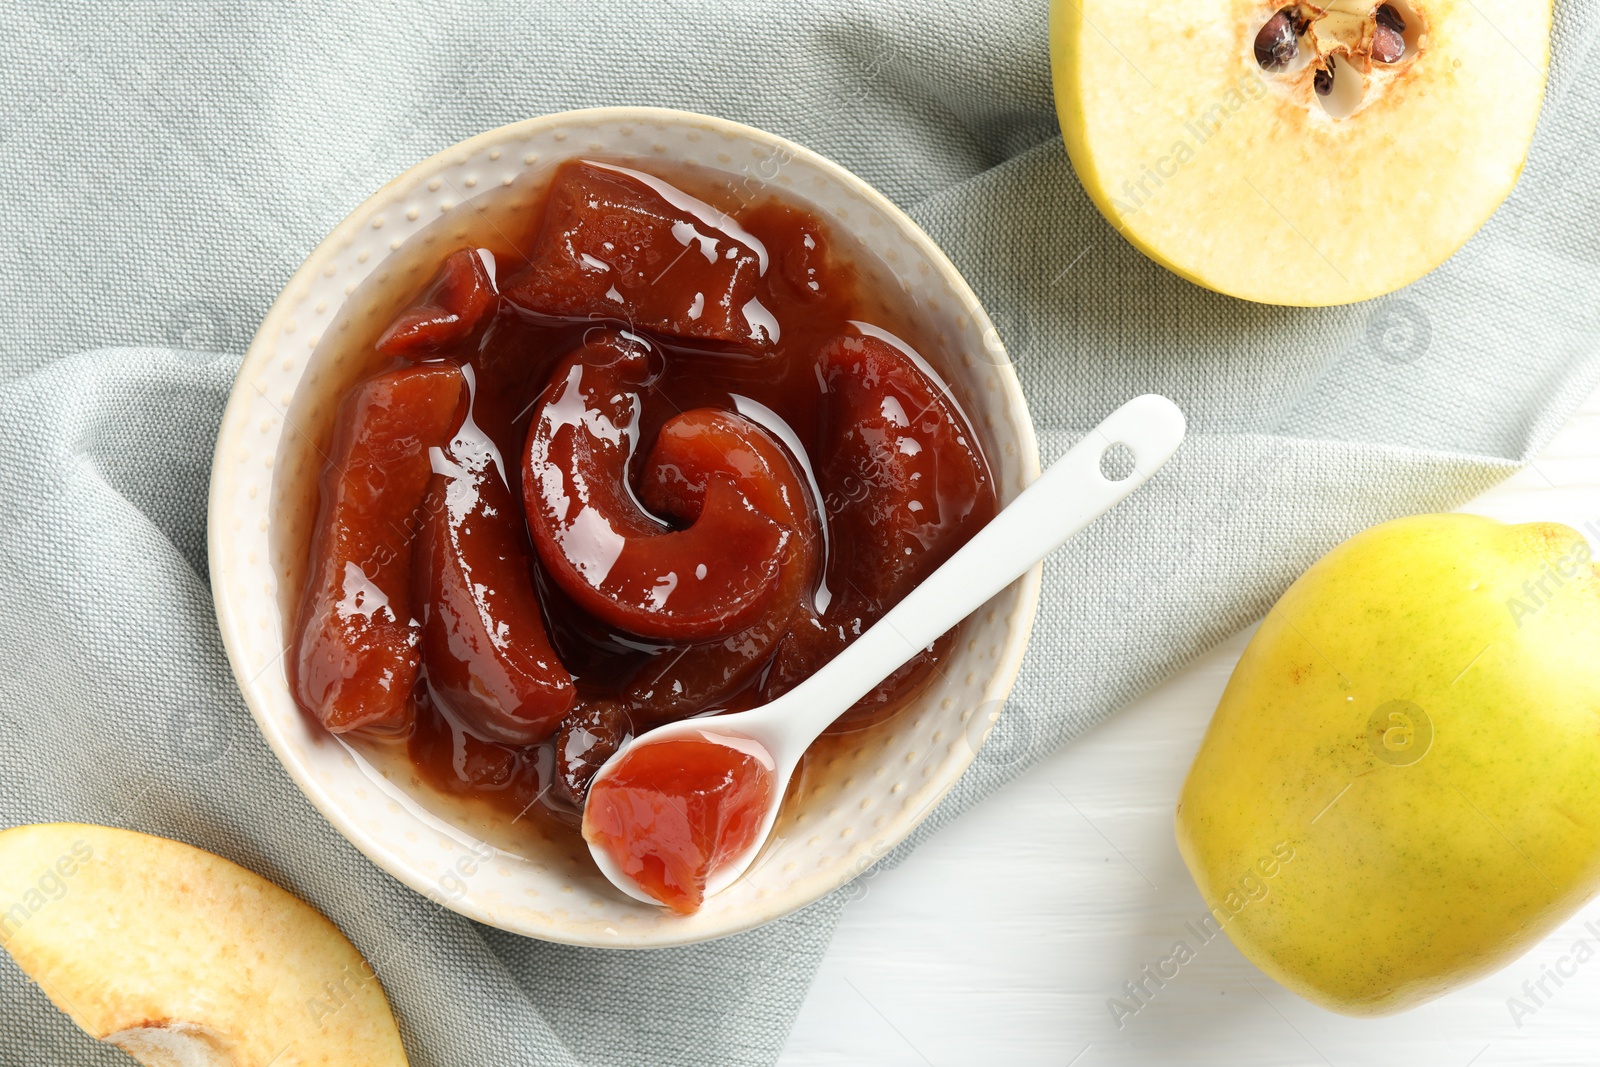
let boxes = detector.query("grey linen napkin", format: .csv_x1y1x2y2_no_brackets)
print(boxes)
3,2,1598,1064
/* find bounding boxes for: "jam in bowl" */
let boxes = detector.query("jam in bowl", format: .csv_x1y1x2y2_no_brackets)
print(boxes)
290,158,998,907
211,109,1040,943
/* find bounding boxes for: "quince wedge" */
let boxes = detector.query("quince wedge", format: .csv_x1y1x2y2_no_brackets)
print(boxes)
0,823,406,1066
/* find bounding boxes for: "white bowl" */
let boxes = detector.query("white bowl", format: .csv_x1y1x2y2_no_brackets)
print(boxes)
208,107,1041,947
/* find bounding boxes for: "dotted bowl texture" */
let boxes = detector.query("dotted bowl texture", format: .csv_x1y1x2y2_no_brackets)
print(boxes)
207,107,1042,947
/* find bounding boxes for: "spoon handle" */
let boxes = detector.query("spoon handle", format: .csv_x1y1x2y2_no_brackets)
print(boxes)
782,394,1187,733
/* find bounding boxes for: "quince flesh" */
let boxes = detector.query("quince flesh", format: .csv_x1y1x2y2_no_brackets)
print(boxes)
1050,0,1552,304
0,824,406,1065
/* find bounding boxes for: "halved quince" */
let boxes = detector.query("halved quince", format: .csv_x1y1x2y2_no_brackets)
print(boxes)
0,824,406,1066
1050,0,1552,305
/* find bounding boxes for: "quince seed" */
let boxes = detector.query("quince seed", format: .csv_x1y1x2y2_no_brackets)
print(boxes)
1254,9,1300,71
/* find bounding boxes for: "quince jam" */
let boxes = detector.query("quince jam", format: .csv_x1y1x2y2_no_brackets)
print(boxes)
291,159,996,845
584,734,777,914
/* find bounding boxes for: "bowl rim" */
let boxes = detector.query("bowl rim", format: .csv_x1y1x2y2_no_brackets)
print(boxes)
207,105,1044,947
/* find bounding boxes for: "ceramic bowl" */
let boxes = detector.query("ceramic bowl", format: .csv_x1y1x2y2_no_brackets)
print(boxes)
208,107,1041,947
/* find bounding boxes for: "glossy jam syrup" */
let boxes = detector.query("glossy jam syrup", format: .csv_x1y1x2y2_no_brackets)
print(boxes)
583,734,777,914
293,158,997,848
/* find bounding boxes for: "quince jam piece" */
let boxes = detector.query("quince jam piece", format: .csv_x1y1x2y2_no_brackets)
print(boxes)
376,248,497,358
522,330,786,642
551,699,634,808
582,735,775,914
763,333,994,721
414,394,575,745
622,408,820,722
502,161,778,347
293,365,464,733
816,334,992,602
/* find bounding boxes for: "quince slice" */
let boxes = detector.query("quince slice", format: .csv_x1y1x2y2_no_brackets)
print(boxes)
0,824,406,1066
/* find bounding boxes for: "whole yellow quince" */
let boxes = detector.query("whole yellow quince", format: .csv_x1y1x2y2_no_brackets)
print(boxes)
1176,513,1600,1014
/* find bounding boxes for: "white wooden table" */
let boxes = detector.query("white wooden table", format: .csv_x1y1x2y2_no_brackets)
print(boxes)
780,387,1600,1067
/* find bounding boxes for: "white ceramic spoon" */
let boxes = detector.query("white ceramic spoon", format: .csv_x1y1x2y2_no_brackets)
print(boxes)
583,393,1187,909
